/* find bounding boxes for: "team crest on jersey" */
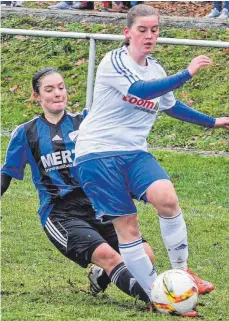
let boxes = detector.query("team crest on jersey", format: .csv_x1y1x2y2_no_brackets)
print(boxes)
68,130,79,142
123,95,159,114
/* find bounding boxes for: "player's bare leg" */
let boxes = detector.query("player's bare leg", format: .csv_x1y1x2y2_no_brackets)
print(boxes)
146,179,214,295
89,242,153,303
113,214,157,299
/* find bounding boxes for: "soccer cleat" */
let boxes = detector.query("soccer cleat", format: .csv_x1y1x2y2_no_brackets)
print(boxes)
180,310,198,318
88,265,107,296
186,269,214,295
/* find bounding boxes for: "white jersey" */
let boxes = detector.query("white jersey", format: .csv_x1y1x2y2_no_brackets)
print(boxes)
75,46,176,158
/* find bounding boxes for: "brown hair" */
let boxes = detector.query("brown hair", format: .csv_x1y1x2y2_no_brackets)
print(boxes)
122,4,159,46
32,67,61,94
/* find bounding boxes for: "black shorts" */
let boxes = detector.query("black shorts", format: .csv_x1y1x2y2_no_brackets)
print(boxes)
44,189,119,268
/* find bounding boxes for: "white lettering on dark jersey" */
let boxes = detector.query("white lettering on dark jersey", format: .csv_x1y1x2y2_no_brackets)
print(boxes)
52,151,62,165
41,150,75,170
61,150,72,164
41,153,54,168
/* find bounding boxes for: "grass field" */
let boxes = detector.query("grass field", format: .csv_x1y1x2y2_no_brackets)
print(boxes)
1,136,229,321
1,12,229,321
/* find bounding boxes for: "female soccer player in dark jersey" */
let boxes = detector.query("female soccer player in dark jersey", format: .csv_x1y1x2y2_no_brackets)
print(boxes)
74,4,229,316
1,67,156,305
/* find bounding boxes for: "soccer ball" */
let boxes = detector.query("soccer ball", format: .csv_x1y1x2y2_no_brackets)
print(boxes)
151,269,198,316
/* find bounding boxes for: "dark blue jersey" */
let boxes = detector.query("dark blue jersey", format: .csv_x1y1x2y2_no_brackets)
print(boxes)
1,111,82,226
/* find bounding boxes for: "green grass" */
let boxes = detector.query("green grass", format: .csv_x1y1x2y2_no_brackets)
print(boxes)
1,13,229,320
1,15,229,150
1,136,229,321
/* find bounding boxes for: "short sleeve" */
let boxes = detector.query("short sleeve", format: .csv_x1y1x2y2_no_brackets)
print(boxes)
1,126,27,180
96,49,142,97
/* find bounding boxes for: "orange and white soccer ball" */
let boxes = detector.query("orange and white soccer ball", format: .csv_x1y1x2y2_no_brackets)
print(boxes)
151,269,198,316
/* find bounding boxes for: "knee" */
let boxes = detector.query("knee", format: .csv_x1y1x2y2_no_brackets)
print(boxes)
159,194,179,212
146,181,180,216
91,243,122,274
113,214,141,242
157,194,180,217
103,250,120,268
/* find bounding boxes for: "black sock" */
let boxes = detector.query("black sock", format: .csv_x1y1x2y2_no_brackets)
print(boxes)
109,262,150,303
96,269,111,291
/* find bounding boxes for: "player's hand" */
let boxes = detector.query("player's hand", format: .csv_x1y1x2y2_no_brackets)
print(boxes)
187,56,212,76
214,117,229,130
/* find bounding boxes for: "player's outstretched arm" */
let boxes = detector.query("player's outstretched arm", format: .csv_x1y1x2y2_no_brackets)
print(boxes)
1,172,12,196
187,55,212,76
164,101,229,130
214,117,229,130
163,100,216,128
128,55,212,100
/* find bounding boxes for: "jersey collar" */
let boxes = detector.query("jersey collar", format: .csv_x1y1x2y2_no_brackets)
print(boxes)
40,110,67,127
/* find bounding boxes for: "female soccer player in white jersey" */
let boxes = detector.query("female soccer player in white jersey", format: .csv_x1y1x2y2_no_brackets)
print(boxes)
75,4,229,315
1,67,159,307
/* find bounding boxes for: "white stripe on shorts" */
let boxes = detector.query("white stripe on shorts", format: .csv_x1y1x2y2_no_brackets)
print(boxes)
45,218,67,248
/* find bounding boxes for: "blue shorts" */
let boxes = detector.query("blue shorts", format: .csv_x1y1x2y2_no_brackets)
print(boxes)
76,151,170,221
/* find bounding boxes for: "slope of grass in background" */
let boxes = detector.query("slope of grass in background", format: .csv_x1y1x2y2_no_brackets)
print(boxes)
1,136,229,321
1,15,229,150
1,10,229,321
